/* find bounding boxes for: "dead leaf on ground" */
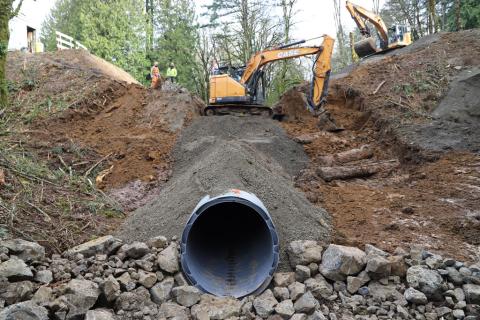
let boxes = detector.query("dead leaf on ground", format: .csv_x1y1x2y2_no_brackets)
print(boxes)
0,169,5,186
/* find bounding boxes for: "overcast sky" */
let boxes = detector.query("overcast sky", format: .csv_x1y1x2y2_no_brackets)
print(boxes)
27,0,385,44
195,0,385,45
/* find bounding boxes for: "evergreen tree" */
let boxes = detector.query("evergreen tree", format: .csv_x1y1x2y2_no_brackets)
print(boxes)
0,0,24,108
151,0,199,91
41,0,149,82
78,0,149,81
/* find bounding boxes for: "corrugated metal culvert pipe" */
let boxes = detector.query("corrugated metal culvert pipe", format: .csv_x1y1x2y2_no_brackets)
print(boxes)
180,190,279,298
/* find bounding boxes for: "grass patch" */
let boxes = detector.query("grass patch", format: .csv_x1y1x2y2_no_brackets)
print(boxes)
0,139,123,253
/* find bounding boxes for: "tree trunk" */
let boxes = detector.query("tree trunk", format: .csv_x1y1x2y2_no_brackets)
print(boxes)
413,0,424,37
428,0,439,33
318,145,373,166
455,0,461,31
0,0,13,109
316,160,399,182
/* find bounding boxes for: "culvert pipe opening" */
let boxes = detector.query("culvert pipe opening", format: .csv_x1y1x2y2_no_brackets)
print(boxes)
180,190,279,298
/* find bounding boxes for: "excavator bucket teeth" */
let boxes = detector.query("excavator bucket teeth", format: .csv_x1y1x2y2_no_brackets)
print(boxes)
354,38,378,58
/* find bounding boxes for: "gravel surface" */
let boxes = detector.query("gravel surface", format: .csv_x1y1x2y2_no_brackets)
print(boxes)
117,116,331,269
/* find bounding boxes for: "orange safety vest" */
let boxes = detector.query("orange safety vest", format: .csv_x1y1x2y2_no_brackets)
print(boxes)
151,66,161,89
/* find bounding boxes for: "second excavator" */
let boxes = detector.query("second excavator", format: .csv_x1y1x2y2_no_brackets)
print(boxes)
206,35,334,117
346,1,412,58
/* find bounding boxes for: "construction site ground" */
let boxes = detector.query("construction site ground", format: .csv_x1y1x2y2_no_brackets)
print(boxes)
1,29,479,265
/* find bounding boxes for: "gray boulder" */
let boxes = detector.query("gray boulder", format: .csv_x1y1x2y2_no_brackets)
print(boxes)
291,314,308,320
288,281,306,301
404,287,428,304
274,272,296,287
0,257,33,281
287,241,323,267
0,280,35,305
0,301,49,320
190,294,242,319
31,286,53,305
365,253,391,279
66,235,122,258
293,291,317,313
307,310,327,320
425,254,444,269
114,287,153,312
61,279,101,320
295,265,311,282
101,276,120,303
447,267,464,285
275,300,295,319
406,266,444,300
158,302,188,319
34,270,53,284
157,243,179,273
85,309,116,320
147,236,168,249
1,239,45,262
150,276,175,304
347,271,370,294
172,285,201,307
273,286,290,300
137,270,157,288
118,242,150,259
364,244,388,257
389,255,408,277
304,274,333,299
319,245,366,281
463,284,480,304
253,289,278,318
368,281,405,303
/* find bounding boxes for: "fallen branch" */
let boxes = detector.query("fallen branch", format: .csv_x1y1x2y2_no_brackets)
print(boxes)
25,201,52,222
84,153,112,178
318,145,374,166
316,160,399,182
372,80,386,95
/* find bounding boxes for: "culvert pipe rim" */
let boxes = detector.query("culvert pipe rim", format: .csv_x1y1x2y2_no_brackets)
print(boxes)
180,190,279,298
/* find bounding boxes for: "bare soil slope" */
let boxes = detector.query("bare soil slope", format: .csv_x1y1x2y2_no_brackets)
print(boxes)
1,51,202,252
279,29,480,262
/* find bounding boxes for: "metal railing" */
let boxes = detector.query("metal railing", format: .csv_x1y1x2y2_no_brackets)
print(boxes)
55,31,88,51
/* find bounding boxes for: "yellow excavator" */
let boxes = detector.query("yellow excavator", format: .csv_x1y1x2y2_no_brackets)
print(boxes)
206,35,335,116
346,1,412,58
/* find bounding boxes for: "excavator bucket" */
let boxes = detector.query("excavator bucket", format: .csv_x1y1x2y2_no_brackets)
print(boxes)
354,38,378,58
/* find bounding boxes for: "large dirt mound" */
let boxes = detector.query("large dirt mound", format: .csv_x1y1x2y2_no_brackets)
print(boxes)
7,50,139,84
117,116,331,269
31,86,203,190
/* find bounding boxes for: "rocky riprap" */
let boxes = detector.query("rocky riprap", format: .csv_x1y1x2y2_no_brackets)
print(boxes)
0,237,479,320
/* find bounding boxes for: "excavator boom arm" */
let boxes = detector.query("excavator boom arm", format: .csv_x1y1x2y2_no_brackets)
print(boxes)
345,1,388,44
240,35,335,110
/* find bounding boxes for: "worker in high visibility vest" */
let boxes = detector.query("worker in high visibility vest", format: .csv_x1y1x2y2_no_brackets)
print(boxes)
166,62,178,83
150,62,161,89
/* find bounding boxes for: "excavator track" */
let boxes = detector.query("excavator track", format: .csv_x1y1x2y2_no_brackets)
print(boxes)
205,105,273,117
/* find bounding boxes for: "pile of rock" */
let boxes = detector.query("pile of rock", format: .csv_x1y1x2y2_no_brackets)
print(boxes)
0,236,479,320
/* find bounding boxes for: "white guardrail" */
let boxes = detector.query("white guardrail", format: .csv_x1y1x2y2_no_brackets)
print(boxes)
55,31,88,51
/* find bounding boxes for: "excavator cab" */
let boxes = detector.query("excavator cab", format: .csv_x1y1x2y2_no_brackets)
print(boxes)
387,25,412,48
346,1,412,58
